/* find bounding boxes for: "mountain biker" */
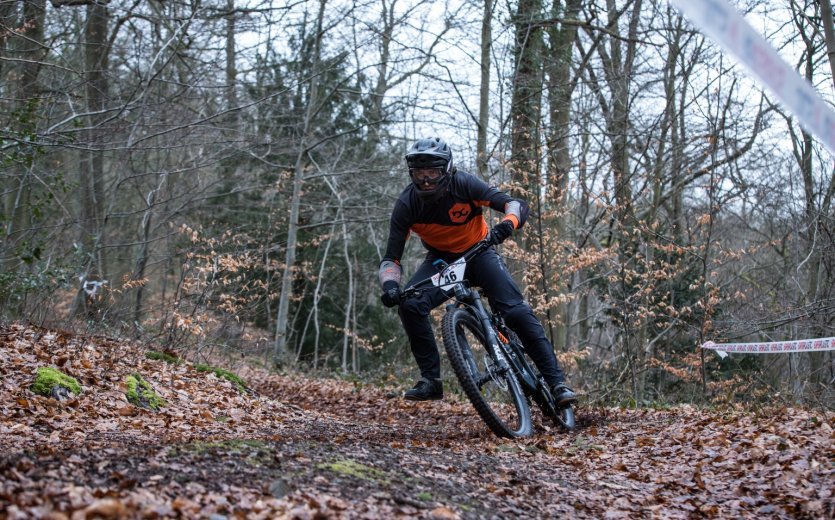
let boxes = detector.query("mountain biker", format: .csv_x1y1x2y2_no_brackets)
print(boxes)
379,137,578,405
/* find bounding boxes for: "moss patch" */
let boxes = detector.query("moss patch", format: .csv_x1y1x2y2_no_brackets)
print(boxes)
126,373,166,411
31,367,82,397
169,439,271,466
178,439,266,454
145,350,181,364
317,458,387,482
194,363,248,392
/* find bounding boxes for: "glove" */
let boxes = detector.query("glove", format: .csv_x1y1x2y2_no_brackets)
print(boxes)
380,281,402,308
488,220,515,245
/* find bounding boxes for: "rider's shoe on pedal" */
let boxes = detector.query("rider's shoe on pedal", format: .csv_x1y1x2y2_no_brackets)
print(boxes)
404,377,443,401
550,383,578,406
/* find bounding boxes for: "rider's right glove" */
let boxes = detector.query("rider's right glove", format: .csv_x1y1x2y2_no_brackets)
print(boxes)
488,220,515,245
380,281,402,308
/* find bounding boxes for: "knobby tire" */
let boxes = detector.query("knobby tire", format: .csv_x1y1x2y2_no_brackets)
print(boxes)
442,308,532,438
503,328,576,431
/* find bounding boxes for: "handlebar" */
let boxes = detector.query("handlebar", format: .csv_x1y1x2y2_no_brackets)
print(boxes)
398,239,493,302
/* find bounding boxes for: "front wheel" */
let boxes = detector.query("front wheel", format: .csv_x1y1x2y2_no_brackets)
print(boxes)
442,308,532,438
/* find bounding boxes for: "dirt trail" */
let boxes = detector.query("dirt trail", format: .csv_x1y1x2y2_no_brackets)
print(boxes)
0,323,832,519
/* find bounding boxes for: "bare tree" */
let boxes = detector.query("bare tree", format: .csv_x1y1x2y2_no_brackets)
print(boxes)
2,0,47,278
509,0,544,199
274,0,330,364
80,0,109,272
543,0,583,349
477,0,496,178
783,0,835,395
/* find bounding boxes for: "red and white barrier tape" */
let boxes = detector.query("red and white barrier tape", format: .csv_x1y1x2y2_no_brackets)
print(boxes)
670,0,835,154
702,337,835,358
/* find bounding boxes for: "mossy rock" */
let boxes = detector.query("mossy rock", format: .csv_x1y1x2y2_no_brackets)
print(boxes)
145,350,181,364
31,367,81,399
126,373,166,411
194,363,248,393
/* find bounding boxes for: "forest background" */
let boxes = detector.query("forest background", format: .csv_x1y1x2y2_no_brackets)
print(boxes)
0,0,832,409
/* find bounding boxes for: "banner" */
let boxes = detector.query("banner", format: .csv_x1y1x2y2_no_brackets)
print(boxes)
670,0,835,154
702,337,835,358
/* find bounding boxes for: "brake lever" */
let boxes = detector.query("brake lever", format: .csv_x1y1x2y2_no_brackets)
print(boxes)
400,287,422,302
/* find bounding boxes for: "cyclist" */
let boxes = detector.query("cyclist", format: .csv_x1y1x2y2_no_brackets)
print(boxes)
379,137,578,405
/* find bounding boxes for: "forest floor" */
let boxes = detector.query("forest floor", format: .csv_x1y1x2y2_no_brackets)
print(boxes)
0,322,833,519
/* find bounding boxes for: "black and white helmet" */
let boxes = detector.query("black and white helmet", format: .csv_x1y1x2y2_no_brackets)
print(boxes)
405,137,455,203
405,137,454,172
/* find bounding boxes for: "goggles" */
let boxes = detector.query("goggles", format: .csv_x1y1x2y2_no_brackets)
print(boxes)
410,168,444,188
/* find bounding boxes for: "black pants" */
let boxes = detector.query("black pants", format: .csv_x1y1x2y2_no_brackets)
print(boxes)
398,246,565,387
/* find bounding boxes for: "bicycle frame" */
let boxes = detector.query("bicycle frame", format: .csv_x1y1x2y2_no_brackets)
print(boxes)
497,331,541,395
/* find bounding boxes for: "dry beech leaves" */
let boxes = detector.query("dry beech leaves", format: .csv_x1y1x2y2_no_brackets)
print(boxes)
1,323,833,519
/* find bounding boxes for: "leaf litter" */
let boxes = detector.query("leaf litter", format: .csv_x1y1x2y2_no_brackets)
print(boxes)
0,322,832,519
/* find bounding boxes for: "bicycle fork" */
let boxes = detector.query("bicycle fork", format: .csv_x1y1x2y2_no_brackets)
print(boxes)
464,290,513,383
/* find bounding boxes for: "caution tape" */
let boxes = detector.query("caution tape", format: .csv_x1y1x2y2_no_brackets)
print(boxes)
670,0,835,154
702,337,835,358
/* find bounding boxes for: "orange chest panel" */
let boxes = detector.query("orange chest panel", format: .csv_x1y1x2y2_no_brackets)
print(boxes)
409,200,489,253
411,219,488,253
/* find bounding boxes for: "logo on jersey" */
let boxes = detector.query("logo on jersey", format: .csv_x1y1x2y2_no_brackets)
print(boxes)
448,203,472,223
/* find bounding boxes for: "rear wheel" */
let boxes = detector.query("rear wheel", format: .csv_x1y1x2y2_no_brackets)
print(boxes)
503,327,576,431
557,405,576,430
533,379,576,431
442,308,532,438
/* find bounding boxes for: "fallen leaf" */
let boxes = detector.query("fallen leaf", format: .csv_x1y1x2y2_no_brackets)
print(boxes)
70,498,126,520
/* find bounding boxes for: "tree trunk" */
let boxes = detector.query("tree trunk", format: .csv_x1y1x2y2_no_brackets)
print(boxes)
476,0,495,179
297,223,336,369
226,0,237,114
820,0,835,83
595,0,643,401
76,0,110,317
341,220,354,373
509,0,544,198
274,0,327,365
545,0,582,350
790,0,835,396
2,0,46,283
365,0,393,149
131,174,166,326
603,0,641,230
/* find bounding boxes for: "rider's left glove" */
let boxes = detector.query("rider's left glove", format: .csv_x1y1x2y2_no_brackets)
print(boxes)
488,220,515,245
380,281,402,308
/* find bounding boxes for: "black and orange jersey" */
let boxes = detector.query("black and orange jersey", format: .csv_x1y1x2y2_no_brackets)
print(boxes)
382,171,516,266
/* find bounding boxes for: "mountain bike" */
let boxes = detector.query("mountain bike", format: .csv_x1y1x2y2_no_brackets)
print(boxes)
399,240,576,438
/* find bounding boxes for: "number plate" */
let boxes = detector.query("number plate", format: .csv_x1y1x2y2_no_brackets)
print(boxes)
431,258,466,290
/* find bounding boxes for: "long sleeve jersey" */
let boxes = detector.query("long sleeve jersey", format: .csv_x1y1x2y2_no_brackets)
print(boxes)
379,171,526,288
